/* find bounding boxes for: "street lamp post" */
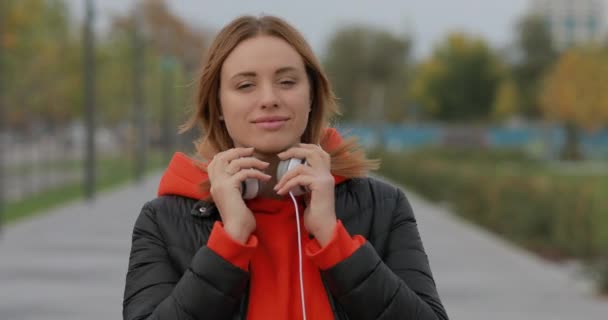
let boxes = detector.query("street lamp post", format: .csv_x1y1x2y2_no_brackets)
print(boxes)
0,0,6,226
161,56,176,163
133,10,146,182
83,0,97,201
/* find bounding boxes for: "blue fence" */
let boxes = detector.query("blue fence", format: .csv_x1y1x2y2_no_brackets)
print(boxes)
335,124,608,159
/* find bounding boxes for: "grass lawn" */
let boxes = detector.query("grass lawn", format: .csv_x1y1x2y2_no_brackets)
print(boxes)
3,152,167,224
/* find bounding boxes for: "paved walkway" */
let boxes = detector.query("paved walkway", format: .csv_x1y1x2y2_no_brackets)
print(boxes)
1,173,607,319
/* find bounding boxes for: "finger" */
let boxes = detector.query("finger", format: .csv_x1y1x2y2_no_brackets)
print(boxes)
275,175,313,195
233,168,272,182
226,157,269,174
274,165,312,190
296,143,330,161
277,147,313,162
297,143,324,150
278,147,327,168
215,147,255,163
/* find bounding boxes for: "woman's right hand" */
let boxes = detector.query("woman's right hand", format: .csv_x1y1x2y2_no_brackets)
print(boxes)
207,147,271,243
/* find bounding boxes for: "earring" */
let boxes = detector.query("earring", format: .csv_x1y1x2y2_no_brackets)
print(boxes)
219,115,224,121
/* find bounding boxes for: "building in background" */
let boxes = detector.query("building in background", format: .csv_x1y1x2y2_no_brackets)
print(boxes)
531,0,606,49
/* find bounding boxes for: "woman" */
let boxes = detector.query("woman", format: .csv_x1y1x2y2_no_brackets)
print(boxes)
123,15,448,320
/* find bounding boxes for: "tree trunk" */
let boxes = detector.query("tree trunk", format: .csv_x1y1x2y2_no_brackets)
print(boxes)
561,122,583,161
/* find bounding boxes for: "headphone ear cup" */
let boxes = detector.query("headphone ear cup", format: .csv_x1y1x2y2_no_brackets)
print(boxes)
241,178,259,199
277,158,306,181
277,158,307,196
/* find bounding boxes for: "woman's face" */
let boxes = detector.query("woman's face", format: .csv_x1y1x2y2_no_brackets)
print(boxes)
219,35,311,155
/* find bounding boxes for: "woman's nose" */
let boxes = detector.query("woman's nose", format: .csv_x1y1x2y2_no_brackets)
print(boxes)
259,84,279,109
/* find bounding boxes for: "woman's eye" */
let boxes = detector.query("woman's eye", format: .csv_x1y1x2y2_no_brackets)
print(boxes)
237,83,253,90
280,80,296,87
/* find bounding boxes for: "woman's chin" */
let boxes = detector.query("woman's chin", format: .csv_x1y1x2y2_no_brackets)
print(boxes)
252,142,296,156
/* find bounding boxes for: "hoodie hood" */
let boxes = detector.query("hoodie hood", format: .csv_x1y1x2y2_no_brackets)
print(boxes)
157,127,348,200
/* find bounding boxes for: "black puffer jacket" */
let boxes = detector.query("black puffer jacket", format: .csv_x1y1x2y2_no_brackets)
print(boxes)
123,177,448,320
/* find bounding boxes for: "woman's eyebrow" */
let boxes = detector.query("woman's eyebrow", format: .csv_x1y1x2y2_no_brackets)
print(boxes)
231,71,256,80
230,66,298,80
275,66,298,75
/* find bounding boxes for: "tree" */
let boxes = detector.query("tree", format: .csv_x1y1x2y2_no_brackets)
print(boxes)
110,0,207,72
323,24,411,122
2,0,80,129
492,77,521,121
103,0,208,126
540,47,608,160
409,32,503,122
96,32,133,124
0,0,206,134
512,14,557,118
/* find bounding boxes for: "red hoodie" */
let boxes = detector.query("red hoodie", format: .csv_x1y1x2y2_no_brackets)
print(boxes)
157,128,365,320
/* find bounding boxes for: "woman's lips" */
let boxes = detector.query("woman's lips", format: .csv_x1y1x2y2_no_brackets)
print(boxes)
255,119,288,130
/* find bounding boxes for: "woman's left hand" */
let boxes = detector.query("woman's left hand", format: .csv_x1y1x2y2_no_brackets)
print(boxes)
274,143,337,246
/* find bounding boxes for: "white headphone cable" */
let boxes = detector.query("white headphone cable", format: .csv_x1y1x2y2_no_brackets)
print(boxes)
289,191,307,320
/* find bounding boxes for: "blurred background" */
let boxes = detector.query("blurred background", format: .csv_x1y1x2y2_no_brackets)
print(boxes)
1,0,608,318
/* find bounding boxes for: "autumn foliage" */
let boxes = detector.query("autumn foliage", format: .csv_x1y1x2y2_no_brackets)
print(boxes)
540,48,608,132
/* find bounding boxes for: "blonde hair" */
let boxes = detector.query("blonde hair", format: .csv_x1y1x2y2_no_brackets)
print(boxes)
179,15,378,196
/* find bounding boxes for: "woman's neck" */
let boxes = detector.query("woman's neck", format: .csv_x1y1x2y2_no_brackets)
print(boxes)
253,151,284,199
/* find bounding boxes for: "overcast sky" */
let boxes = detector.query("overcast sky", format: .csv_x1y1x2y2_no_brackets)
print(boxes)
63,0,590,59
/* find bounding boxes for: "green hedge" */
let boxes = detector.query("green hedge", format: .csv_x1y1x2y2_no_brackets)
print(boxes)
373,148,608,292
